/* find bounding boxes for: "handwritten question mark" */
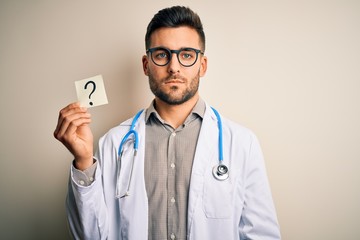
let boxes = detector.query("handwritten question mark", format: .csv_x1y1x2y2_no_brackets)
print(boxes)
84,81,96,106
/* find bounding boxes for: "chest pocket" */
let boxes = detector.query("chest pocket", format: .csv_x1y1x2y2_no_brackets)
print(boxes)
203,168,237,219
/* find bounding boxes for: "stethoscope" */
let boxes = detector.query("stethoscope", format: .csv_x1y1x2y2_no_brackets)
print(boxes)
210,107,229,181
116,107,229,199
116,109,144,198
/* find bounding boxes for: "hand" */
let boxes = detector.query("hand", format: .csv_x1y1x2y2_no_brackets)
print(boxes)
54,102,94,170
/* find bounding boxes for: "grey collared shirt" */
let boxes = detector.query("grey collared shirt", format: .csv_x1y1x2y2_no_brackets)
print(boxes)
144,99,205,240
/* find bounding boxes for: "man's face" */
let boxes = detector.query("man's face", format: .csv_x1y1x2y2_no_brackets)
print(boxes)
142,26,207,105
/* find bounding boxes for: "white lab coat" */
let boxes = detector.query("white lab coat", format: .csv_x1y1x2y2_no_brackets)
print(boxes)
66,104,281,239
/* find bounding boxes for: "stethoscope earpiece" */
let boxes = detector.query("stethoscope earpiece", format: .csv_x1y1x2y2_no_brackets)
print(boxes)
212,164,229,181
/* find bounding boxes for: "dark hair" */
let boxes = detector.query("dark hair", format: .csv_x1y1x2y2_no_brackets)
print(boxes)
145,6,206,51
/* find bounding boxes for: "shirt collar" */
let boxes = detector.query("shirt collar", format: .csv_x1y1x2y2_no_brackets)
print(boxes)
145,98,206,124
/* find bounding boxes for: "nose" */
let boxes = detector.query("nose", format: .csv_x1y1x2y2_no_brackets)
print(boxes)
167,52,181,73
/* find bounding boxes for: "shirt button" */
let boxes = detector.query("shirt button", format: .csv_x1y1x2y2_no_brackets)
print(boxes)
171,132,176,137
170,233,176,239
170,163,175,169
89,177,94,182
79,180,85,185
171,197,176,203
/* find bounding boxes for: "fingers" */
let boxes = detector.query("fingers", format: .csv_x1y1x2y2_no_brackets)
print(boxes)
54,103,94,168
55,103,84,132
54,103,91,141
60,115,92,143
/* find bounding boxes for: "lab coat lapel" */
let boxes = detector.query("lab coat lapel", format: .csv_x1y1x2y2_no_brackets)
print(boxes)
187,105,218,230
118,112,148,239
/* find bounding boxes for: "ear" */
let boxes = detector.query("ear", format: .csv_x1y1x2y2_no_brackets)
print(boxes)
142,55,149,76
199,56,207,77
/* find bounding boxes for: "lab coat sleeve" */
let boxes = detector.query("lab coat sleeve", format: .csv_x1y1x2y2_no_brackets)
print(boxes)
66,158,109,240
239,133,281,240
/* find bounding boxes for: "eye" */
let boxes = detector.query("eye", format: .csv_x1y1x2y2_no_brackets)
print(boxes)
154,50,169,59
182,53,192,59
180,50,195,60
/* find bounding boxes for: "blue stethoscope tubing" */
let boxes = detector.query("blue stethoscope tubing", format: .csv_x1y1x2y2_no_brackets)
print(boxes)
116,109,144,198
118,109,144,157
210,107,223,162
116,107,229,198
210,107,229,181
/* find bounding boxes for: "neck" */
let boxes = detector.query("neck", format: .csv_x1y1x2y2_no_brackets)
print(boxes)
154,94,199,129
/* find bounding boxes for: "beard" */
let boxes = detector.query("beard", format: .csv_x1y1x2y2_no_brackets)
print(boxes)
148,72,200,105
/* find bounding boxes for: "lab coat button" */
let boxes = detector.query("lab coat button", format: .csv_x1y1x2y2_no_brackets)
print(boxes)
170,233,176,239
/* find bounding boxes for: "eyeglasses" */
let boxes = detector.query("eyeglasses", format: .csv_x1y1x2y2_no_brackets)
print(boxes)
146,47,204,67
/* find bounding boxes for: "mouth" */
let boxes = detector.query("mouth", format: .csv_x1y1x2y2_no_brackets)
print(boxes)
165,79,184,84
163,75,186,84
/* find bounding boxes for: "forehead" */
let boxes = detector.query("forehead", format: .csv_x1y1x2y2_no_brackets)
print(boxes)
149,26,201,49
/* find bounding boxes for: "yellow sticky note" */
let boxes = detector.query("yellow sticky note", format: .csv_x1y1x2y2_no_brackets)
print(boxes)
75,75,109,108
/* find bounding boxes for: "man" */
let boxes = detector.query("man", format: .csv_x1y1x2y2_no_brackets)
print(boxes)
54,6,281,240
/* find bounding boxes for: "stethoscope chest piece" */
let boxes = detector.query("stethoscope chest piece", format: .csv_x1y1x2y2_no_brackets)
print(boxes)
212,164,229,181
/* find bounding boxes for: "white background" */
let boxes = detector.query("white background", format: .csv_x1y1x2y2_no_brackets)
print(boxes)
0,1,359,239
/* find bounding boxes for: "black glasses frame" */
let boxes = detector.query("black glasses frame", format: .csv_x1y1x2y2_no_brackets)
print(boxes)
146,47,204,67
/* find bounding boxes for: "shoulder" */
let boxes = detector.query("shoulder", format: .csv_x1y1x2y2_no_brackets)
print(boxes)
99,109,146,143
102,118,132,138
205,104,255,137
218,115,263,161
222,115,258,142
205,104,258,146
222,116,253,135
98,116,136,147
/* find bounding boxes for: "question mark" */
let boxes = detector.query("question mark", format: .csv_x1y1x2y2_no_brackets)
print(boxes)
84,81,96,106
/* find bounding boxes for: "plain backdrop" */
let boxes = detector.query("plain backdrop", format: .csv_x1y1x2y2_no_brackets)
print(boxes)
1,1,359,239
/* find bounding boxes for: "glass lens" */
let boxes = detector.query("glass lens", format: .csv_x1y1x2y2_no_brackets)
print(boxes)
178,49,197,66
151,48,170,66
